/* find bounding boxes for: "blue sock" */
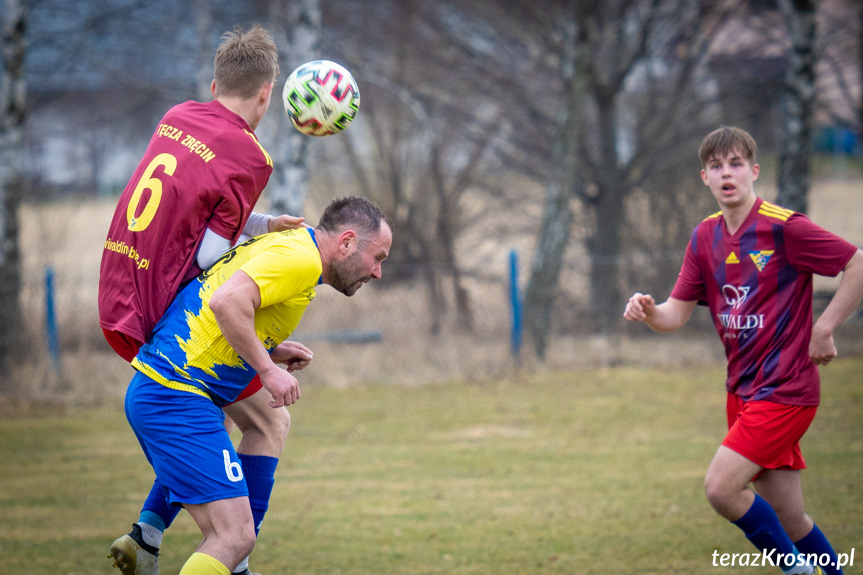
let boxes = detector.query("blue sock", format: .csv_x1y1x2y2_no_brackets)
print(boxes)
140,478,180,531
238,454,278,536
796,524,842,575
733,494,801,572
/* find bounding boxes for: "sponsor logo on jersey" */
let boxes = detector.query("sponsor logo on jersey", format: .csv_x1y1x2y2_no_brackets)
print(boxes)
722,285,750,309
718,284,763,337
749,250,774,272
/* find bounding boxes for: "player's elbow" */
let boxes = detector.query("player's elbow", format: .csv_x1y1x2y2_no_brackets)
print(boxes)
208,286,233,319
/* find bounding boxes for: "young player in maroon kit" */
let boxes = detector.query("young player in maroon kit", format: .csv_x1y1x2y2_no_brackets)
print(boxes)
99,25,306,575
624,126,863,575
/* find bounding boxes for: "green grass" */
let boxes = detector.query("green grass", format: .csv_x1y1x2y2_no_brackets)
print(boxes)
1,358,861,575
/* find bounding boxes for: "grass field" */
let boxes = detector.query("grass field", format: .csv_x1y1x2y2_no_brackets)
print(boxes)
1,359,861,575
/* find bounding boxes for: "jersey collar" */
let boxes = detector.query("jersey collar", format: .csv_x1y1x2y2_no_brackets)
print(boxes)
307,228,323,285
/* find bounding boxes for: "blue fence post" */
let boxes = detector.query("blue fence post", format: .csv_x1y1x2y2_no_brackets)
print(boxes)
509,249,522,363
45,266,61,371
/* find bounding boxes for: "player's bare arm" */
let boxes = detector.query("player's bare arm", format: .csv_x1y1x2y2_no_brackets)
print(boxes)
209,271,301,408
270,340,314,372
624,293,697,333
810,248,863,366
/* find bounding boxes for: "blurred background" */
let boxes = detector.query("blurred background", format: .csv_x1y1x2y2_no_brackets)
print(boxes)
0,0,861,401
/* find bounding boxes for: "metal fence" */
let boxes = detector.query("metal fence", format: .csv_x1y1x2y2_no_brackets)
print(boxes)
1,244,720,401
4,195,863,402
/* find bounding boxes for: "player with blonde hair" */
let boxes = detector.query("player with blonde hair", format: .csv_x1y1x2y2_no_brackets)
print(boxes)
101,25,304,575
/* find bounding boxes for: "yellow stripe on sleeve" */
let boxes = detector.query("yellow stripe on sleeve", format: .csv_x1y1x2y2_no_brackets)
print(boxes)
758,201,793,222
244,130,272,167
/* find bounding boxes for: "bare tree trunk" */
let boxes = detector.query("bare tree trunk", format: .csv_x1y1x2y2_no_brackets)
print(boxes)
267,0,320,216
0,0,27,380
775,0,817,214
430,142,474,332
588,97,627,332
523,5,583,360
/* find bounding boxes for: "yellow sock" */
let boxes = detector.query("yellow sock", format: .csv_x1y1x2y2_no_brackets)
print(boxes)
178,552,230,575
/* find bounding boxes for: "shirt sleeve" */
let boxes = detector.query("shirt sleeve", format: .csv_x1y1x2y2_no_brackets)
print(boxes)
784,214,858,277
239,241,321,308
196,227,233,270
670,230,706,302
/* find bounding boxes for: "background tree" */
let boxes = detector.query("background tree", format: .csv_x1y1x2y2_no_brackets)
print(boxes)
816,0,861,152
775,0,818,214
523,1,582,360
524,0,734,355
264,0,321,217
0,0,27,377
333,0,532,334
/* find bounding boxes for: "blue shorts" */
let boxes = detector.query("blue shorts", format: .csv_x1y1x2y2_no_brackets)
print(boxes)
124,371,248,506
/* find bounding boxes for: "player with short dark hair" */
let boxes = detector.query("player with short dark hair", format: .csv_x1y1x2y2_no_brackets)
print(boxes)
100,25,306,575
125,196,392,575
624,126,863,575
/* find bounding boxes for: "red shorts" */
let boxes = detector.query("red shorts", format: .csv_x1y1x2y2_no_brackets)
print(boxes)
102,328,142,363
232,374,263,403
722,393,816,471
102,328,262,405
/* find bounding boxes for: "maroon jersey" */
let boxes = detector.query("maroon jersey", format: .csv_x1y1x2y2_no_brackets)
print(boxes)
99,100,273,344
671,197,857,406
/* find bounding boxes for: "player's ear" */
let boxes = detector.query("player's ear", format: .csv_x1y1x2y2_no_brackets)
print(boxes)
260,81,274,105
339,230,357,253
210,80,217,99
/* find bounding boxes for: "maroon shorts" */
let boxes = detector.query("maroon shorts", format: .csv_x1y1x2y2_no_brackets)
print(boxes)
722,393,816,470
102,328,142,363
102,328,262,406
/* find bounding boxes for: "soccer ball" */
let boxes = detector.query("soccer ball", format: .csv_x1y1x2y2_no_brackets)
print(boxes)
282,60,360,136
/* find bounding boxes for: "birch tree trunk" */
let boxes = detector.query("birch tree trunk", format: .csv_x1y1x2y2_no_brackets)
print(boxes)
0,0,27,378
775,0,818,214
523,4,583,360
267,0,321,217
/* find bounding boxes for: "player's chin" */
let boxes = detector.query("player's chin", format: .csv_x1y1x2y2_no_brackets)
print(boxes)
346,280,369,297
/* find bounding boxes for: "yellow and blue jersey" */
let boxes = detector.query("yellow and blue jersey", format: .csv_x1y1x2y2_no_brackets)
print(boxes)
132,228,320,406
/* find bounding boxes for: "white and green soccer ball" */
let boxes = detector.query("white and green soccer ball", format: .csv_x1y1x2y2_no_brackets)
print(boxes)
282,60,360,136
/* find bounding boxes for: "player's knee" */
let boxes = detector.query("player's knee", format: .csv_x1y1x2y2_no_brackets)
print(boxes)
234,521,257,559
265,407,290,444
703,476,732,513
256,406,290,451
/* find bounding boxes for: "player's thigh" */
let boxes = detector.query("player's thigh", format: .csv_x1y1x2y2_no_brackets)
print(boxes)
754,469,806,519
127,375,249,505
184,496,256,567
705,444,762,494
223,386,291,436
184,495,255,539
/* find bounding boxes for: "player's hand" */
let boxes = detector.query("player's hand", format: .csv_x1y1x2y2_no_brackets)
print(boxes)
268,214,311,231
809,326,838,366
271,341,314,372
623,293,656,322
259,367,302,408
